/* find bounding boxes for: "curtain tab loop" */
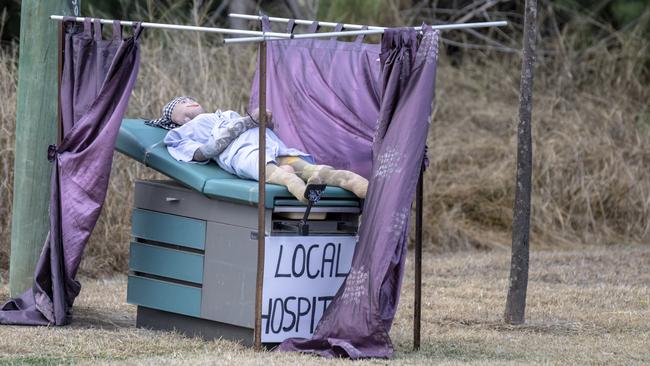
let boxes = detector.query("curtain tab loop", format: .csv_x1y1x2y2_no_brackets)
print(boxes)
82,18,92,37
286,19,297,34
308,20,319,33
355,25,369,45
133,22,144,39
260,14,271,32
112,20,122,40
62,16,77,33
330,23,344,41
92,19,102,41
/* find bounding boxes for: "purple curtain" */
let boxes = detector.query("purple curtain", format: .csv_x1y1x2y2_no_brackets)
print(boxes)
0,19,142,325
276,27,440,358
249,18,381,179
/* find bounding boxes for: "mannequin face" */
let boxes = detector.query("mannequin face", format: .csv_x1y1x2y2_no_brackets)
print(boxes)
171,98,205,125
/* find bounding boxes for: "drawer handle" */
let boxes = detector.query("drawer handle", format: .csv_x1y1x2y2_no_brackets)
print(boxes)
165,197,180,203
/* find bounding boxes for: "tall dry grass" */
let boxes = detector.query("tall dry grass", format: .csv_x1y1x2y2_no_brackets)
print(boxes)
422,9,650,251
0,7,649,276
0,45,18,273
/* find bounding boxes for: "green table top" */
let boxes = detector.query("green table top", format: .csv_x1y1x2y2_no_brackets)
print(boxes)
116,119,359,208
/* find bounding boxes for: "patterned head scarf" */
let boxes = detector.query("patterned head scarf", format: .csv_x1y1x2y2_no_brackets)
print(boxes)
145,96,196,130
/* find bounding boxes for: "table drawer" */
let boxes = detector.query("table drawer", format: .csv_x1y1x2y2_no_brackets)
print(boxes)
129,242,204,284
134,180,264,228
131,208,206,250
127,275,201,318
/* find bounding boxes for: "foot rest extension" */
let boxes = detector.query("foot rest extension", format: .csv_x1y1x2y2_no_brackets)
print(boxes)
298,184,327,236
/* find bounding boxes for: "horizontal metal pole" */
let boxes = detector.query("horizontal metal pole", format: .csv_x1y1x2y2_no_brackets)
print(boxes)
224,36,283,44
293,28,383,38
229,13,508,31
224,28,385,44
224,15,508,44
229,13,387,30
49,15,292,38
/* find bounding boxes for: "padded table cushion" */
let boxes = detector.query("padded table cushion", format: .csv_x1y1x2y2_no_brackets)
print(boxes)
116,119,358,208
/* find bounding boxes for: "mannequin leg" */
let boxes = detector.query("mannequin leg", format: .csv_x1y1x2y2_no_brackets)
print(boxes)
265,163,308,203
276,157,368,199
305,165,368,198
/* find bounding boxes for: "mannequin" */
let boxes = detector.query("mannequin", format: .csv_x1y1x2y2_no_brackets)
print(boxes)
148,97,368,203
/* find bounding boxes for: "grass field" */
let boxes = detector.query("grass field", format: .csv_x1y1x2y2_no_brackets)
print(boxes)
0,245,647,365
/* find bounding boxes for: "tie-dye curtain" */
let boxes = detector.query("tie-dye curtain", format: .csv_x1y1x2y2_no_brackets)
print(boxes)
270,26,440,358
0,19,142,325
249,17,381,179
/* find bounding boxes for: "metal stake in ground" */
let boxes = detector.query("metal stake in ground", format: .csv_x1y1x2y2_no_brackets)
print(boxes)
505,0,538,325
254,40,267,350
414,162,424,350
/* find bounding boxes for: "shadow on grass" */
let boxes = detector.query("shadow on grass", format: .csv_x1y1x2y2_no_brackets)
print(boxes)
68,306,134,331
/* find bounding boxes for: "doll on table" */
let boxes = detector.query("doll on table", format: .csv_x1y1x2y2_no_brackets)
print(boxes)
146,96,368,203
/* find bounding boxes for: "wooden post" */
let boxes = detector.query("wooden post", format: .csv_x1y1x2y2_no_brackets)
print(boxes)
505,0,537,325
254,40,267,350
9,0,78,297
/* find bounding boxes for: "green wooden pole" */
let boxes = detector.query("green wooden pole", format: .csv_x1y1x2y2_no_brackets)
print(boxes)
9,0,78,297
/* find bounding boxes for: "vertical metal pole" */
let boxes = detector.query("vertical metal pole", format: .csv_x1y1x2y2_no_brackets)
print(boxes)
254,40,267,350
414,162,423,350
57,23,65,144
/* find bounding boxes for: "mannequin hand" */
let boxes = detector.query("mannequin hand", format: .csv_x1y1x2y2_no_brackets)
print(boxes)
250,108,274,130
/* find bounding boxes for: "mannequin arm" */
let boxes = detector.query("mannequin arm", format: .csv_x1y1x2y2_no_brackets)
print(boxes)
193,115,258,161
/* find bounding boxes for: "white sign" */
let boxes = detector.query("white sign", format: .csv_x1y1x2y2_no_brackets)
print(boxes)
261,236,357,343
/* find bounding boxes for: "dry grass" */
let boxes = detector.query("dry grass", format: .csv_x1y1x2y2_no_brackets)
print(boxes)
423,47,650,252
0,245,647,365
0,44,18,271
0,7,649,276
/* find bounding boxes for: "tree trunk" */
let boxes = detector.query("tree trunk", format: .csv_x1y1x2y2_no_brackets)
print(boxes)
228,0,255,31
504,0,537,325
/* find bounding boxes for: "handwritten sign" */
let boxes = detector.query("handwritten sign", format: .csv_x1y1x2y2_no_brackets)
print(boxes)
261,236,357,343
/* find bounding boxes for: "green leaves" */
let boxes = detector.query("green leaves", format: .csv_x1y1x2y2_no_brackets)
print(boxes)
610,0,648,25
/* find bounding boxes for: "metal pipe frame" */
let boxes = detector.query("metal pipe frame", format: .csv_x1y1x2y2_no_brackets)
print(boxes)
49,15,292,38
233,13,440,351
231,13,387,30
47,11,459,351
224,28,386,44
229,12,466,352
224,13,507,44
230,13,508,31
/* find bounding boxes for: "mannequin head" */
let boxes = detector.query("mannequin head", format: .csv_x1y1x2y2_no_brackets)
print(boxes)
170,97,205,125
146,96,205,130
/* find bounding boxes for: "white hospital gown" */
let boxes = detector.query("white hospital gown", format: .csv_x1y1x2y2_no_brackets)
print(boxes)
164,110,312,181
